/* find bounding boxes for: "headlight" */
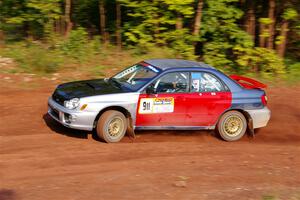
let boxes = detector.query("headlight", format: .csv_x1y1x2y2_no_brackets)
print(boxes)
64,98,80,109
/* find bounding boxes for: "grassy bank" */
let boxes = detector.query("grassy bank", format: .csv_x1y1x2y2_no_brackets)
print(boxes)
0,40,300,84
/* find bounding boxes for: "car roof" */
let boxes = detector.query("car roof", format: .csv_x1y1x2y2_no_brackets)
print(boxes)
144,59,214,70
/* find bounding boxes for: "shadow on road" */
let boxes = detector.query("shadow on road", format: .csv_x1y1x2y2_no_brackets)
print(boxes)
42,113,258,143
43,113,219,143
0,189,16,200
43,113,91,139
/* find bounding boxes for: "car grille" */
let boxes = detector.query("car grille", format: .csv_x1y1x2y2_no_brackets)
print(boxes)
49,105,59,119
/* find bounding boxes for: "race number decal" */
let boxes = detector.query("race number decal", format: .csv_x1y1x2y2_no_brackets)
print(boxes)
138,97,174,114
139,98,153,114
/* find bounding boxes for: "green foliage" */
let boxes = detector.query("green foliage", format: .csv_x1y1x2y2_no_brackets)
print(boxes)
120,0,159,48
120,0,195,58
162,0,194,18
282,8,298,21
203,41,233,71
285,61,300,82
275,35,285,45
201,0,255,72
259,18,273,25
60,28,90,61
234,47,286,76
2,43,62,73
0,30,102,74
161,29,196,60
288,62,300,75
0,40,178,77
3,0,61,39
1,0,299,79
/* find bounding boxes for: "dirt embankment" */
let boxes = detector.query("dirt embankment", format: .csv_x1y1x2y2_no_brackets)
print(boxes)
0,82,300,200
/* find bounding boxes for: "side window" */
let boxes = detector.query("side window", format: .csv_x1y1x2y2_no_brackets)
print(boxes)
191,72,224,92
150,72,189,93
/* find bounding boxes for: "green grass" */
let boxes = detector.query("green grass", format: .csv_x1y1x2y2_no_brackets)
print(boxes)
0,41,300,85
0,40,177,79
262,195,278,200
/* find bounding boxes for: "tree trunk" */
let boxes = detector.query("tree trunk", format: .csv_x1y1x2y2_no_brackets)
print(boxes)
276,21,289,57
193,0,204,54
55,19,60,34
0,30,4,47
0,16,5,47
99,0,108,44
116,1,122,50
245,1,255,40
55,17,64,35
193,0,204,36
259,23,266,47
266,0,275,49
64,0,73,37
176,14,183,30
60,17,65,36
24,22,33,40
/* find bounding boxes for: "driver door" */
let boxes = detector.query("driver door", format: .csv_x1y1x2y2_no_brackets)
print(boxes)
135,72,189,127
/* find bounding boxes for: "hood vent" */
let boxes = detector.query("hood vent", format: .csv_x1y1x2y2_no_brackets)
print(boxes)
86,82,102,90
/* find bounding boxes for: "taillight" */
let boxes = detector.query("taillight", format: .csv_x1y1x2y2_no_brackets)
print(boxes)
261,94,268,106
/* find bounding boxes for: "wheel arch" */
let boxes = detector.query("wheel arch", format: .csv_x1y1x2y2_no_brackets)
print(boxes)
93,106,135,137
216,108,254,136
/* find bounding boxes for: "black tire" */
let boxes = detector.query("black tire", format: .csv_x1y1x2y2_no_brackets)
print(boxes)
217,110,247,141
96,110,127,143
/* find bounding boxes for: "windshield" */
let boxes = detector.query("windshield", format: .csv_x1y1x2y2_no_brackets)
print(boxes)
111,64,160,90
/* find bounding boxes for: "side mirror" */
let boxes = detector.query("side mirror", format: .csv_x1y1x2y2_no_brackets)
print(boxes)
145,85,156,94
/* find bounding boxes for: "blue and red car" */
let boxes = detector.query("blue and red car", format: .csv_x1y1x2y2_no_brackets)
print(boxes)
48,59,271,142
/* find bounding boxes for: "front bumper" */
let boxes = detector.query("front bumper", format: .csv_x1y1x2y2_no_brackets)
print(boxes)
245,107,271,129
48,98,97,131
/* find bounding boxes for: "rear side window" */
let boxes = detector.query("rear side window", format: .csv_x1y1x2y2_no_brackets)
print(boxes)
191,72,225,92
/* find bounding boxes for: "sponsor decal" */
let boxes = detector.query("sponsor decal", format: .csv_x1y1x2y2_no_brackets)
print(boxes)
138,97,174,114
114,65,138,78
192,79,200,92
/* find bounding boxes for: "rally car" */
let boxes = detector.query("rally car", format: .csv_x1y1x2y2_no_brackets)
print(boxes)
48,59,271,143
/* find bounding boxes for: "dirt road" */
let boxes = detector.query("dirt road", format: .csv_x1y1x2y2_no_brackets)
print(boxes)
1,81,300,200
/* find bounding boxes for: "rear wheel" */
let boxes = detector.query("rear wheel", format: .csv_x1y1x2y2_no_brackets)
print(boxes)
217,111,247,141
96,110,127,143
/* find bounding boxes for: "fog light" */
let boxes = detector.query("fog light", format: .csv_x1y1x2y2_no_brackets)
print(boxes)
64,113,77,123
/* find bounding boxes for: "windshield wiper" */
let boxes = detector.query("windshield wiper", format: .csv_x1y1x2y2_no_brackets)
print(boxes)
109,78,122,88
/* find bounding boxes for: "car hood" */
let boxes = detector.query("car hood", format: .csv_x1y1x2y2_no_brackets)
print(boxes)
52,79,129,105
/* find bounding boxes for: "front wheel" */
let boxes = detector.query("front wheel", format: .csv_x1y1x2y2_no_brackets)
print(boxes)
96,110,127,143
217,111,247,141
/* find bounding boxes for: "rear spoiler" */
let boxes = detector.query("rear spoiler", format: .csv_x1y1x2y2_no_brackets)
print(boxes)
229,75,267,89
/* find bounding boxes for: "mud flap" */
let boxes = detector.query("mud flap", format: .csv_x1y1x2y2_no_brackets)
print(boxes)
247,117,255,138
127,117,136,139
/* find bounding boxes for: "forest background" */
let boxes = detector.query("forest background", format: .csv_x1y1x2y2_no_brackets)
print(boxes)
0,0,299,81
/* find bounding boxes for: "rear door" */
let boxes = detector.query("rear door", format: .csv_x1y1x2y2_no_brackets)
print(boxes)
135,72,189,127
185,72,232,126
